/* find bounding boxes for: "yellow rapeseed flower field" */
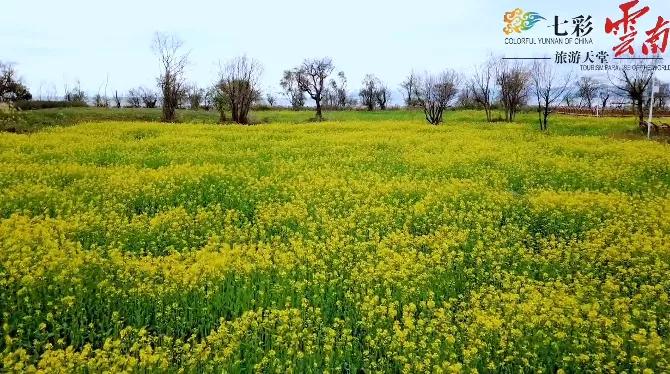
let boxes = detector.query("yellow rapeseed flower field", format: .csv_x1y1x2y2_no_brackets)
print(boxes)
1,120,669,372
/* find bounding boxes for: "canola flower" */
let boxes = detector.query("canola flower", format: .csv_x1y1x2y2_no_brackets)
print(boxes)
1,120,669,372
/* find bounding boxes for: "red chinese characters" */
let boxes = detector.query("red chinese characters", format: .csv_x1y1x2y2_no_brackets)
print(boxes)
605,1,669,56
643,16,669,55
605,0,650,56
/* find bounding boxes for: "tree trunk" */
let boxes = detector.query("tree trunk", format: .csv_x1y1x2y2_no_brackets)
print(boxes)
239,102,249,125
162,104,175,123
315,100,323,121
231,102,239,123
543,108,550,131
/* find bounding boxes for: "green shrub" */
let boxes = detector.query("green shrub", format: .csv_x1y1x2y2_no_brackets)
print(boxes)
14,100,88,110
0,104,27,132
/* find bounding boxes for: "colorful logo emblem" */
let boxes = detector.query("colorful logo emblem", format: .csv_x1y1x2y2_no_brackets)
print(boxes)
503,8,546,35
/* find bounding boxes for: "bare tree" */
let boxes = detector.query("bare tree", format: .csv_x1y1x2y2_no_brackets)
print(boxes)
655,81,669,110
400,71,420,107
266,92,276,107
45,84,57,101
113,90,122,108
103,75,110,107
531,60,572,131
187,85,204,110
296,57,334,120
139,87,158,108
212,87,229,123
323,85,337,109
609,60,656,124
203,87,216,111
94,78,110,108
330,71,348,109
127,88,141,108
64,80,86,103
417,70,460,125
456,86,475,108
94,94,107,108
599,85,611,112
95,75,110,108
216,56,262,124
576,76,599,109
280,70,305,110
497,60,529,122
375,83,389,110
470,57,495,122
153,32,189,122
359,74,379,111
563,91,577,107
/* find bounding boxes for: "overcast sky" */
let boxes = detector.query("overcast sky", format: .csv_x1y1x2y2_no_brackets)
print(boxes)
2,0,669,102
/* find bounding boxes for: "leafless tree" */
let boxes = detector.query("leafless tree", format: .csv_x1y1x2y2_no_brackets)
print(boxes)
127,88,141,108
323,86,337,108
113,90,122,108
64,80,86,103
203,87,216,111
45,84,58,101
655,81,669,110
531,60,572,131
609,60,656,124
563,91,577,107
212,87,229,123
457,86,475,108
375,83,389,110
62,80,69,101
400,71,420,107
470,57,495,121
497,60,529,122
359,74,379,111
94,78,110,108
266,92,276,107
576,76,599,109
598,85,611,111
280,70,305,110
329,71,348,109
296,57,334,120
94,94,107,108
216,56,263,124
139,87,158,108
417,70,461,125
187,85,204,110
96,75,110,108
153,32,189,122
104,76,110,107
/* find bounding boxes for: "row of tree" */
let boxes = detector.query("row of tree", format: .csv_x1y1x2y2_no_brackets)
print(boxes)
2,33,666,129
454,55,664,129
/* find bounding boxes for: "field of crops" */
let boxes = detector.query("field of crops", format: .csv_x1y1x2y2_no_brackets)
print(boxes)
1,118,670,372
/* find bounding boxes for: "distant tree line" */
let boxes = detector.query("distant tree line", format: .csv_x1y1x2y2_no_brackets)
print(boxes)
3,33,667,129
